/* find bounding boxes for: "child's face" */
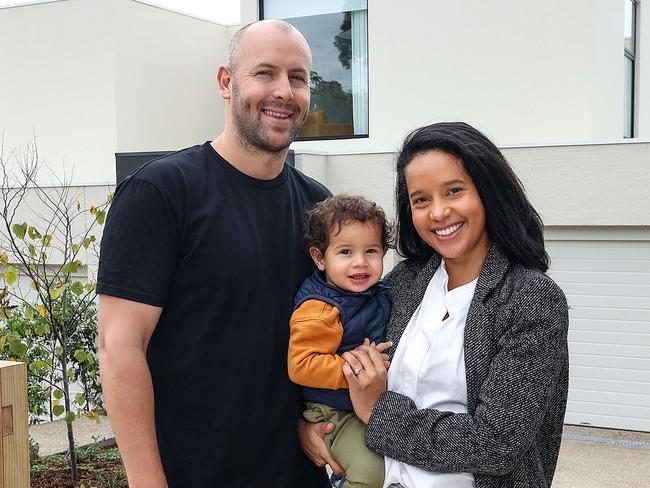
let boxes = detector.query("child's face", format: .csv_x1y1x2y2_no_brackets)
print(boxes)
310,221,385,293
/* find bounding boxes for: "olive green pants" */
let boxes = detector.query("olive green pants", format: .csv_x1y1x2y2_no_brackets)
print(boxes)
304,402,384,488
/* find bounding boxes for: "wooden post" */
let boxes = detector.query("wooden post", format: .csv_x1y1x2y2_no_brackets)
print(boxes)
0,361,29,488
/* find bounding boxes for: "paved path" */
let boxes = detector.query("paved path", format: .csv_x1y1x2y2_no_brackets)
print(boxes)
29,415,114,457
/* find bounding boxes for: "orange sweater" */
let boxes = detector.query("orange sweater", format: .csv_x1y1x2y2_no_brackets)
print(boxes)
288,299,349,390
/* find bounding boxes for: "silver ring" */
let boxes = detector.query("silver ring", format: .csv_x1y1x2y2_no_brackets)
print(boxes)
353,367,363,376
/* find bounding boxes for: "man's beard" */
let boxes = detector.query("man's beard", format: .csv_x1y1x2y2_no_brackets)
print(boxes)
231,81,307,155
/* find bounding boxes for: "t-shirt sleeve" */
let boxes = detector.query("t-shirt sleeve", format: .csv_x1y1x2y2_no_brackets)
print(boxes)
97,177,181,307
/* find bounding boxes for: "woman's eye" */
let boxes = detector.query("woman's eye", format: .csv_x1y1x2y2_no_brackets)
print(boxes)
412,197,428,205
447,188,463,196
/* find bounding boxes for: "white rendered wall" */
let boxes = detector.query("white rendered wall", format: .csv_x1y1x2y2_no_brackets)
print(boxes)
0,0,229,185
113,0,229,153
290,0,636,154
295,141,650,227
0,0,117,185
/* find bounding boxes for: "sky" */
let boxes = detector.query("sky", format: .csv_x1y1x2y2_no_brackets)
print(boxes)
0,0,241,25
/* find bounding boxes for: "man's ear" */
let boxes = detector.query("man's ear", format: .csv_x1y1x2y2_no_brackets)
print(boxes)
309,247,326,271
217,65,232,100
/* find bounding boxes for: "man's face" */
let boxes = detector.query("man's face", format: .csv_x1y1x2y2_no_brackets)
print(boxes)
229,26,312,154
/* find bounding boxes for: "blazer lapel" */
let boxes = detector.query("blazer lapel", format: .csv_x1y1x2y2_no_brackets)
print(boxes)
464,244,510,412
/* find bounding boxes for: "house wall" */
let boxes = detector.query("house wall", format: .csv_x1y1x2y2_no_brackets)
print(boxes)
0,0,117,185
295,140,650,226
113,0,229,154
287,0,648,155
0,0,229,185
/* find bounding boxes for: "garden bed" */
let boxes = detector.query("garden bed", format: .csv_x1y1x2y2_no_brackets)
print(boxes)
30,444,126,488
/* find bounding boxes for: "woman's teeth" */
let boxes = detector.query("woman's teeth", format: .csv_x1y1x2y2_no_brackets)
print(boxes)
435,223,462,237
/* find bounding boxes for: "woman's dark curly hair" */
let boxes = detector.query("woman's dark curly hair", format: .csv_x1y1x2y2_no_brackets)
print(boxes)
305,194,395,253
395,121,549,272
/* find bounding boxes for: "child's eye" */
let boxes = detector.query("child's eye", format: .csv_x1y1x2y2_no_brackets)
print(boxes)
340,249,351,255
366,249,378,254
411,196,428,206
446,187,463,197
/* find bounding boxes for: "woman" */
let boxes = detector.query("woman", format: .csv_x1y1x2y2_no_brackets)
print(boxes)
301,122,569,488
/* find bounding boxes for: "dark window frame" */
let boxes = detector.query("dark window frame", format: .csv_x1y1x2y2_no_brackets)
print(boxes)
624,0,638,138
258,1,370,141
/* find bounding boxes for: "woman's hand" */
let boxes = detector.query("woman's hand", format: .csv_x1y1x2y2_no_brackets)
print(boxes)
342,342,391,424
297,419,345,476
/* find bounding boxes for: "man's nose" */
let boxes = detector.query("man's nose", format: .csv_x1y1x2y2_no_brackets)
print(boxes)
273,76,294,101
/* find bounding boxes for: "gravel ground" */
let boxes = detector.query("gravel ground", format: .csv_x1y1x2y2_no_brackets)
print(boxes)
30,415,115,456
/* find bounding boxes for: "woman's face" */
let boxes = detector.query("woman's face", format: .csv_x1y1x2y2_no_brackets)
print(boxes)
404,150,490,270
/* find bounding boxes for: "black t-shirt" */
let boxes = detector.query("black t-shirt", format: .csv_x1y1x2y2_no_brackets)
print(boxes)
97,143,330,487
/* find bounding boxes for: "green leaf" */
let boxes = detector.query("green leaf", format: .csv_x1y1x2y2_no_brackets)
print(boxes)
42,234,53,247
74,349,86,363
95,210,106,225
82,236,96,249
30,280,39,291
29,361,50,372
67,368,74,379
8,340,27,358
24,307,34,320
64,411,76,423
3,267,19,285
52,405,65,417
0,252,8,264
28,226,42,240
0,335,6,350
55,346,63,356
28,244,36,257
53,389,64,400
11,222,27,240
83,283,96,293
62,260,81,274
70,281,84,296
71,244,80,253
49,283,68,300
75,393,86,406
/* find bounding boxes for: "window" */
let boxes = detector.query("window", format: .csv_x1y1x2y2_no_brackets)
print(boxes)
624,0,637,138
261,0,369,140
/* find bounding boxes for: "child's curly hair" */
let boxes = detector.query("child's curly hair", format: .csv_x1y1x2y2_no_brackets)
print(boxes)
304,194,395,253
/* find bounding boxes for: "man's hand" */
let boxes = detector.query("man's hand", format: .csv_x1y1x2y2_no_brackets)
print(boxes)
298,419,345,476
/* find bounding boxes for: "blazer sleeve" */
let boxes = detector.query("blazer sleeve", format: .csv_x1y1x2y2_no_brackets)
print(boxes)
288,299,348,389
364,276,569,476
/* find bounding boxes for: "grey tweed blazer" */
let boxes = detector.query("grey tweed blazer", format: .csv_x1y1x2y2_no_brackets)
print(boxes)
365,244,569,488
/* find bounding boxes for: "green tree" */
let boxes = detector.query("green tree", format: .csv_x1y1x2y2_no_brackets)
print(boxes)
0,138,110,481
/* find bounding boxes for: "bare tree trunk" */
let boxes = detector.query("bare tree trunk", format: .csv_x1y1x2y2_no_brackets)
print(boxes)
60,327,78,481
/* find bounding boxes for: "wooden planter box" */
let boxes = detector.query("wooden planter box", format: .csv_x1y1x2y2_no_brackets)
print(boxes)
0,361,28,488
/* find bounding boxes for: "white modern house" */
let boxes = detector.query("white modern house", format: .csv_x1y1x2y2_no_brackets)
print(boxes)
1,0,649,432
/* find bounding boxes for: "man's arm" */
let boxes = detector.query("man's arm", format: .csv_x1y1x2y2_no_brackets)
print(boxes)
98,294,167,487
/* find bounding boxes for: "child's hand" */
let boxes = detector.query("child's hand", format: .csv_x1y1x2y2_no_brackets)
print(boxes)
362,338,392,369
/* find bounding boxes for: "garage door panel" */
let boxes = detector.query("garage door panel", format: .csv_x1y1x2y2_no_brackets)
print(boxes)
550,271,650,285
570,318,650,334
567,400,650,419
568,389,649,407
560,283,650,296
570,354,650,370
564,412,650,432
570,365,650,382
549,238,650,431
569,342,650,358
568,307,650,322
567,295,649,309
546,244,650,260
548,259,650,273
569,377,649,395
569,330,650,347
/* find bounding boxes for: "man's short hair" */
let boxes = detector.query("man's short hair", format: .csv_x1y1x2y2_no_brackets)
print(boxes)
304,194,395,253
227,19,298,72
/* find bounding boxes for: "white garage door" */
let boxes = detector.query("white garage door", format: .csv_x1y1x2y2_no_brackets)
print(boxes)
546,237,650,432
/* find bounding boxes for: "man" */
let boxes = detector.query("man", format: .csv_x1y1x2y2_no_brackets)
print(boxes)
98,20,333,487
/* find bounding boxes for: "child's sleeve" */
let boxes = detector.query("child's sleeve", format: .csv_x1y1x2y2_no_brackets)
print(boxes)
288,299,348,389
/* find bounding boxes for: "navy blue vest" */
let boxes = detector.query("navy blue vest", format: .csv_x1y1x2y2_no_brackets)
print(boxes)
293,270,390,411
